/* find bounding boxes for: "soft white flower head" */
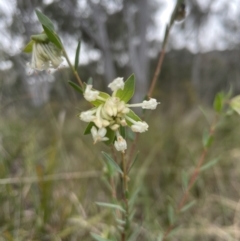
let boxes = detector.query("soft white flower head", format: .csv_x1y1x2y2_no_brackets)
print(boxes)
84,85,100,102
108,77,124,92
114,135,127,152
230,95,240,115
142,98,160,110
91,126,109,144
103,97,119,117
79,109,96,122
28,41,63,71
131,121,149,133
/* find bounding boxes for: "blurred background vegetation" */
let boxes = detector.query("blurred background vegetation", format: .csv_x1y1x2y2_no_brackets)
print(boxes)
1,0,240,240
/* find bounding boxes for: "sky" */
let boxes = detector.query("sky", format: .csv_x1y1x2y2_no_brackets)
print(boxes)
0,0,239,67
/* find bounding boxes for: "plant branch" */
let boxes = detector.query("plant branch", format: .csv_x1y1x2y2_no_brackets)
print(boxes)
62,47,84,88
162,119,217,240
121,151,129,241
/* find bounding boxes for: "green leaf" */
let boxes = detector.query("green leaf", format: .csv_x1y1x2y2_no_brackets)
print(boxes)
180,200,196,213
198,106,210,124
84,122,94,135
213,92,224,113
168,204,175,225
91,92,110,107
181,170,188,190
74,41,81,70
119,126,126,139
68,81,83,94
104,127,116,145
200,158,220,172
128,151,139,173
116,74,135,103
31,33,49,42
96,202,126,213
35,9,55,31
43,25,62,49
87,77,93,85
202,130,214,148
23,40,34,53
127,227,141,241
91,233,112,241
102,152,123,174
126,110,142,126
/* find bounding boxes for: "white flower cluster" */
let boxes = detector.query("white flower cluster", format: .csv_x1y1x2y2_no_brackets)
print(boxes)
80,77,160,152
28,41,63,71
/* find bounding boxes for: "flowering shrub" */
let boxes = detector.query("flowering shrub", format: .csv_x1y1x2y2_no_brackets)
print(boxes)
80,76,159,152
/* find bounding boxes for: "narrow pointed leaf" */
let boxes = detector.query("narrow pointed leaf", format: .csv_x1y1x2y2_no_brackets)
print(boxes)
200,158,220,172
87,77,93,85
126,110,142,126
35,9,55,31
68,81,83,94
127,227,141,241
23,40,34,53
84,122,95,135
102,152,123,174
91,92,110,107
96,202,125,213
74,41,81,70
213,92,224,113
128,151,139,173
181,170,188,190
43,25,62,49
104,127,115,145
91,233,112,241
180,200,196,213
31,33,48,42
116,74,135,103
168,204,175,225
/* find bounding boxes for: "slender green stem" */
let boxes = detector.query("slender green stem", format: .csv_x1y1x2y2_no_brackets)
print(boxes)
121,151,129,241
62,47,84,88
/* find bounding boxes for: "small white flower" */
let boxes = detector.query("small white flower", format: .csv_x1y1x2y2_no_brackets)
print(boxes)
110,124,120,131
131,121,149,133
28,41,63,71
84,85,100,102
79,110,96,122
108,77,124,92
91,126,109,144
127,98,160,110
230,95,240,115
142,98,160,110
103,97,119,116
114,135,127,152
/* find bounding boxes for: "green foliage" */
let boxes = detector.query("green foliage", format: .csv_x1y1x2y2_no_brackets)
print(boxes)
91,92,110,107
167,204,175,225
202,129,214,148
116,74,135,103
23,40,34,53
180,200,196,213
200,158,220,172
102,152,123,175
74,41,81,71
96,202,126,213
35,9,55,31
213,92,224,113
125,110,142,126
91,233,112,241
68,81,83,93
35,9,62,49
